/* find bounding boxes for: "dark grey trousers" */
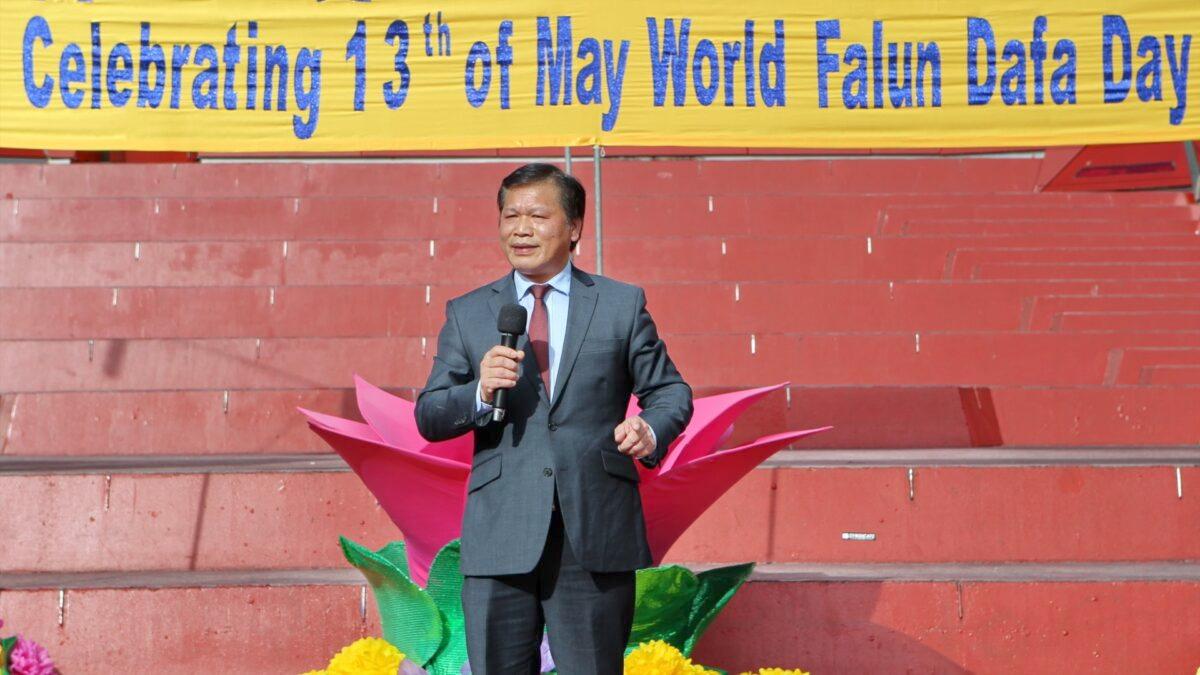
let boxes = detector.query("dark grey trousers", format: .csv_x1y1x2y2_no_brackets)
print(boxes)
461,492,636,674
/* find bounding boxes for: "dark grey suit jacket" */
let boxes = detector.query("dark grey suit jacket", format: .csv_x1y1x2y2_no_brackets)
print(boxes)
415,265,693,576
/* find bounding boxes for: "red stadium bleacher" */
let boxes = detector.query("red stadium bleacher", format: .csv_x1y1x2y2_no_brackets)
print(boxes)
1,154,1198,673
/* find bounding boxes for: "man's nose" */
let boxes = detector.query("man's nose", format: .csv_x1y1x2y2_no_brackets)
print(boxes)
512,217,534,235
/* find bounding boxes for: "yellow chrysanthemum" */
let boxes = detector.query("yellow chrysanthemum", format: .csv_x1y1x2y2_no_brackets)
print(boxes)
739,669,812,675
624,640,715,674
324,637,406,675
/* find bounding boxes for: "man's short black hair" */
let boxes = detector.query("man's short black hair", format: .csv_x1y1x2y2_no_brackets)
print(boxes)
497,163,586,252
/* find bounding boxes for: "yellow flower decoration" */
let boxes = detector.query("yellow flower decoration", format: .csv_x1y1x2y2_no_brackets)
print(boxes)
739,669,812,675
299,671,326,675
324,637,406,675
624,640,715,674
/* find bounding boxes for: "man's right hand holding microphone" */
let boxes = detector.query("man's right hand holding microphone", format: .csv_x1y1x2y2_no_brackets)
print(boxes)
478,346,525,405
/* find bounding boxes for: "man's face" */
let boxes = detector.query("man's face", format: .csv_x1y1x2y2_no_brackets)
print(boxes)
498,181,581,283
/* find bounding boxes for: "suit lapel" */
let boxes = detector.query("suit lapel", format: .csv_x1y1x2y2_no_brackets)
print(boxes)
487,272,515,324
550,265,597,413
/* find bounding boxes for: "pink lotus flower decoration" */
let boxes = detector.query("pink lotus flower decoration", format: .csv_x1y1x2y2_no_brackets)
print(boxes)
297,376,832,587
7,635,56,675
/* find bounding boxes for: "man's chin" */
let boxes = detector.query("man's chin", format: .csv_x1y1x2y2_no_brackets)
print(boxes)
508,260,543,276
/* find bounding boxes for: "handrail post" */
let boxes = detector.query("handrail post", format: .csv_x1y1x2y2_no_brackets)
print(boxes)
1183,141,1200,203
593,144,603,275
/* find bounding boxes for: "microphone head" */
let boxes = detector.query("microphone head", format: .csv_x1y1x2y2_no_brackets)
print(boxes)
497,303,528,335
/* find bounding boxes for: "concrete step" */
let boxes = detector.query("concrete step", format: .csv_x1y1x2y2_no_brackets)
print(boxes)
8,281,1200,340
1024,294,1200,330
892,216,1200,236
3,384,1199,457
5,278,1199,340
693,568,1200,674
973,261,1200,281
10,330,1200,392
881,204,1197,233
5,233,1199,288
0,157,1054,200
1,563,1197,674
2,454,1197,571
946,247,1200,279
5,194,1194,241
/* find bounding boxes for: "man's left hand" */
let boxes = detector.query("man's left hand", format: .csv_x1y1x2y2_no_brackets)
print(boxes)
614,415,655,459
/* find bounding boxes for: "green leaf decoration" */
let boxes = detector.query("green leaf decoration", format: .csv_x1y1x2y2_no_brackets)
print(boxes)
681,562,756,655
628,565,700,651
423,539,468,675
624,562,755,657
1,635,15,675
339,536,444,666
336,535,754,671
373,540,412,581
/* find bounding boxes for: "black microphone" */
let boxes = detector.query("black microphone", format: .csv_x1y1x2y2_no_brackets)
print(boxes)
492,303,527,423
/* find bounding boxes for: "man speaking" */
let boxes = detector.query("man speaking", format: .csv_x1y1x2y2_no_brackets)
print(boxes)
415,163,693,673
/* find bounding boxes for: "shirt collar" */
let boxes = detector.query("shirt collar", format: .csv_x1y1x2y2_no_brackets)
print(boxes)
514,259,573,300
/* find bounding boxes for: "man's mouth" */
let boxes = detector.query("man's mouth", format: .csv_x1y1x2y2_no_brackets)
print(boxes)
511,243,538,254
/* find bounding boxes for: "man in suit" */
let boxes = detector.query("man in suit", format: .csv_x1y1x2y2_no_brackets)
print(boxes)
415,163,693,673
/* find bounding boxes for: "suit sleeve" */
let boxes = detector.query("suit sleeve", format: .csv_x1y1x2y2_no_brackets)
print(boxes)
627,286,693,468
415,299,486,442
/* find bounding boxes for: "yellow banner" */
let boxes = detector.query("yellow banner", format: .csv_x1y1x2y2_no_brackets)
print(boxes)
1,0,1196,151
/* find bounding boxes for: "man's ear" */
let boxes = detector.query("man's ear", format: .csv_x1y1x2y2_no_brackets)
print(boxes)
570,219,583,246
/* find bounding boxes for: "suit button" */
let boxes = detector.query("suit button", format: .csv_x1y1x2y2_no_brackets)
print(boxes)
543,467,554,477
548,423,558,431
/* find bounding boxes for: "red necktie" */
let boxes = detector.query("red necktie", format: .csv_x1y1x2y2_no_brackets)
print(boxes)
529,284,551,399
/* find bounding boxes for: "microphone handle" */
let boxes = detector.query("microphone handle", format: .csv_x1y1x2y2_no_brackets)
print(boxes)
491,332,519,422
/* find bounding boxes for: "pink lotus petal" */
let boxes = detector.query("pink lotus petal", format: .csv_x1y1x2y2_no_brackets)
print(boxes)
300,377,833,584
641,426,833,563
354,374,472,464
653,383,789,475
296,406,384,443
305,422,469,587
